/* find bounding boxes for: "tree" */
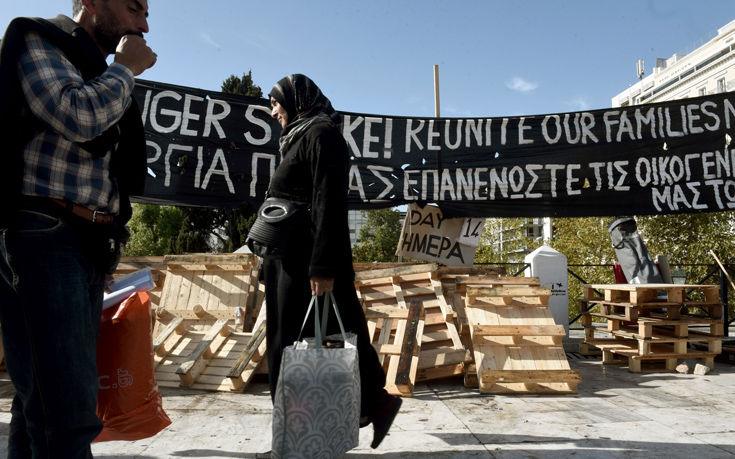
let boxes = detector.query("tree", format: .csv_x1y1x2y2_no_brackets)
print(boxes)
124,204,185,256
352,209,403,262
221,70,262,98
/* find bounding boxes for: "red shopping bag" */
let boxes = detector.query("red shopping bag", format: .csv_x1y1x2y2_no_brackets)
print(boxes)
94,291,171,442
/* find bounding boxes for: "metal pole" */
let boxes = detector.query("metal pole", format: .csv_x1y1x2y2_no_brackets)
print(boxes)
433,65,440,117
721,269,730,337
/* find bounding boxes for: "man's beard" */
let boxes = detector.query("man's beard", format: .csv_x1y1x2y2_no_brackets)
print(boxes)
92,13,124,54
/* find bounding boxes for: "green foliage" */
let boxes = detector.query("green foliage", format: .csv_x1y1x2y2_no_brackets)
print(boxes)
124,204,184,256
221,70,263,98
549,214,735,320
352,209,403,262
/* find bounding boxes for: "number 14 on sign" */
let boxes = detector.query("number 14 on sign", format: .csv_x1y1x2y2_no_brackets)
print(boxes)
459,218,485,247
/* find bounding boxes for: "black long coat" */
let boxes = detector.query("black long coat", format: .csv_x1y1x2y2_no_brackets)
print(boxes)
262,116,386,416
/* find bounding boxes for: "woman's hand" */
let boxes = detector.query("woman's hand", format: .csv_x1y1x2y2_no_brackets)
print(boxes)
310,276,334,296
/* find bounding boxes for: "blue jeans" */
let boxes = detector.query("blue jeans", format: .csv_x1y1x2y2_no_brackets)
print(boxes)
0,209,108,458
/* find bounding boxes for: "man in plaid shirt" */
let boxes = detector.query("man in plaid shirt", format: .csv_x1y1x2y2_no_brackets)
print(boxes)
0,0,156,457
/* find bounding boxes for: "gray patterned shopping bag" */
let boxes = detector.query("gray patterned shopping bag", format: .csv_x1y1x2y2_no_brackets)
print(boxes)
272,293,361,459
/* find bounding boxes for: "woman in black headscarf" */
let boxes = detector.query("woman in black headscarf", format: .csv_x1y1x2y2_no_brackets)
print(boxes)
263,74,401,449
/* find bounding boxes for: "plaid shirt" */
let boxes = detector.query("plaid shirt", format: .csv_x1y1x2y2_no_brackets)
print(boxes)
17,30,136,213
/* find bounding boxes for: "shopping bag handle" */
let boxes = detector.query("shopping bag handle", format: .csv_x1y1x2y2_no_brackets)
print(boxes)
297,292,349,344
297,295,321,343
321,291,348,342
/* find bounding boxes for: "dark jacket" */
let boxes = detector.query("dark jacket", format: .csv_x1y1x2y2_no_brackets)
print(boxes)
268,117,355,280
0,15,146,226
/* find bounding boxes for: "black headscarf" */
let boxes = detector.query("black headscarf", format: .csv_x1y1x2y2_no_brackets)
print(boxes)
268,74,339,151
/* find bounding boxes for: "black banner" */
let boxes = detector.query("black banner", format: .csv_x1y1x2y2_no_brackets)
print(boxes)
134,79,735,217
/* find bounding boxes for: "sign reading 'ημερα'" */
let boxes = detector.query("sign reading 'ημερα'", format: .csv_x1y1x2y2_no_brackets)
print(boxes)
396,203,480,266
133,79,735,218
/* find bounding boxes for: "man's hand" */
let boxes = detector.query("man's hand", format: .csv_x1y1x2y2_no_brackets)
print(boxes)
310,276,334,296
114,34,157,76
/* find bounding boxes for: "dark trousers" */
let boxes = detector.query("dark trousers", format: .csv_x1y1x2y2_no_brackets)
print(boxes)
263,256,386,418
0,208,108,458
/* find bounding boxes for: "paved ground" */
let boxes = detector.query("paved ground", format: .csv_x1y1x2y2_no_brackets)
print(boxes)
2,334,735,458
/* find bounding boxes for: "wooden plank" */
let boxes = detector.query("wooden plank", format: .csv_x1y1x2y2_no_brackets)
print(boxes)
364,306,411,320
417,348,471,369
227,322,266,378
466,286,551,298
417,363,465,382
176,319,231,379
155,308,238,321
354,263,438,281
457,276,540,287
164,253,258,265
228,328,268,391
472,325,566,337
480,369,581,384
153,317,186,357
394,300,423,393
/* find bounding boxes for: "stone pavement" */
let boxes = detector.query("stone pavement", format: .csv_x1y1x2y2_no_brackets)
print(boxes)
2,337,735,458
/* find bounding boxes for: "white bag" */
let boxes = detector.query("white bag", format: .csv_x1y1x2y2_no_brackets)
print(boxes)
272,292,361,459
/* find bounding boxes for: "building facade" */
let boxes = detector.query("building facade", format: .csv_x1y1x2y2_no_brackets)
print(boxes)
612,19,735,107
348,209,368,246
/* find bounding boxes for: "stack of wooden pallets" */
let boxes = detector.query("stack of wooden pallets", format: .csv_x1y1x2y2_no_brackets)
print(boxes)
106,257,584,396
580,283,724,372
453,275,580,394
354,264,470,396
151,254,267,391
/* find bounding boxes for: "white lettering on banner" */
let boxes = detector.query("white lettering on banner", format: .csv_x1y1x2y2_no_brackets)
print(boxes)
363,117,382,158
367,165,395,200
348,165,367,201
180,93,204,136
250,153,276,197
518,117,534,145
164,143,193,187
147,90,237,138
150,90,182,133
146,140,162,163
406,119,425,152
201,149,235,194
651,180,735,211
243,106,271,145
403,170,420,201
428,120,441,151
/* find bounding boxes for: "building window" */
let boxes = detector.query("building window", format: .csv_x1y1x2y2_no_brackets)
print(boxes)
698,87,707,96
717,77,727,93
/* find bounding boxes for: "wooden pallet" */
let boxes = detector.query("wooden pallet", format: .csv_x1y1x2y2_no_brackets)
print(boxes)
115,256,166,309
589,339,718,373
583,283,721,321
581,283,724,372
355,264,469,393
459,277,580,394
151,254,266,391
364,300,424,397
